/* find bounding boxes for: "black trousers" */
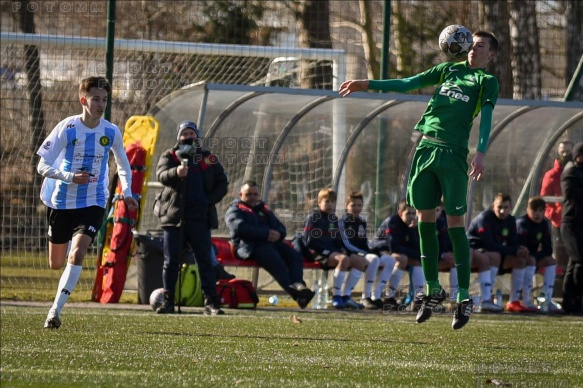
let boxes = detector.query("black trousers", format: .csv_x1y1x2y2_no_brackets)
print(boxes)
163,221,217,304
560,222,583,313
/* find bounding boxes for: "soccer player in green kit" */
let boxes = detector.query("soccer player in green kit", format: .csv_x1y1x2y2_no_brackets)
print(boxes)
339,30,499,330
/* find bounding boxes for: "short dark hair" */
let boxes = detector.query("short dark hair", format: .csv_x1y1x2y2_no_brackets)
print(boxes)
528,196,546,211
79,76,111,96
474,30,499,53
241,180,258,190
346,191,363,207
493,192,511,204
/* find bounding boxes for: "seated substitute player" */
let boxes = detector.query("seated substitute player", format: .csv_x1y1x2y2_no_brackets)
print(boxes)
302,188,368,309
516,196,562,313
369,200,425,309
37,76,138,329
339,191,396,310
225,181,315,309
467,193,531,312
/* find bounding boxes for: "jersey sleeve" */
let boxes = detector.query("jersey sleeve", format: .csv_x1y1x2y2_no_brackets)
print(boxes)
110,125,133,198
481,75,499,108
36,119,68,166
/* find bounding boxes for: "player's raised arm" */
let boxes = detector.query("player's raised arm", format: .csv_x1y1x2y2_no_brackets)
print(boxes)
338,79,369,97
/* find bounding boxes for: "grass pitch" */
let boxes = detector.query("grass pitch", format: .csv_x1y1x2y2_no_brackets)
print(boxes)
1,302,581,388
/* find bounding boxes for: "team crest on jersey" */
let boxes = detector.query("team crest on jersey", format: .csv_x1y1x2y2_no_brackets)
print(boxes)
99,136,110,146
42,141,52,150
358,225,366,238
69,138,80,147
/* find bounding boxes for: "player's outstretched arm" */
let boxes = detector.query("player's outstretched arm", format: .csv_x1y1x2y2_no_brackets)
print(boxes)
339,79,369,97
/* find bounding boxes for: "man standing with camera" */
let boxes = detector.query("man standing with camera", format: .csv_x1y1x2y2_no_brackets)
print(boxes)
154,121,228,315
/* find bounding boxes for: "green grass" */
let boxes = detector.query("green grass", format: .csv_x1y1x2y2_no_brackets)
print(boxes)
1,303,581,387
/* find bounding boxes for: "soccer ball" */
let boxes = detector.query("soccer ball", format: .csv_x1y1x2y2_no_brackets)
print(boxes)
268,295,279,305
149,288,165,311
439,25,473,59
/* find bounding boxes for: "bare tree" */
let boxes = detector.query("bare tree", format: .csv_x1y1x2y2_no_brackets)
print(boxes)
291,0,334,89
479,0,513,99
16,0,45,186
565,0,583,101
509,0,542,99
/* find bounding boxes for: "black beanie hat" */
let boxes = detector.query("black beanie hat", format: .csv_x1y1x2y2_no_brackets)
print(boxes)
572,142,583,161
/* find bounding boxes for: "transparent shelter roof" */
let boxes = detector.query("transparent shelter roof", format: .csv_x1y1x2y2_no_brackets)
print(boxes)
144,83,583,235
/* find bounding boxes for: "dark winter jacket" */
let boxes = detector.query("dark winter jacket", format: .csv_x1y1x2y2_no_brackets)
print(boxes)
155,147,228,228
225,199,286,259
516,215,552,260
339,213,369,254
466,209,520,256
302,210,344,255
369,214,420,260
560,161,583,226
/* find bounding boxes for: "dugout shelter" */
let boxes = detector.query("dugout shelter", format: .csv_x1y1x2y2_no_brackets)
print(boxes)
143,82,583,235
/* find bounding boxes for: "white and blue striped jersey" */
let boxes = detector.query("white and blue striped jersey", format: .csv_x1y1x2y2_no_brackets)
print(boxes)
37,115,133,209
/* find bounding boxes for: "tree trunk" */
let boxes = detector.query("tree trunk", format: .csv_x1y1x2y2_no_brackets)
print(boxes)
295,0,333,89
480,0,513,99
509,0,542,100
18,0,45,188
566,0,583,101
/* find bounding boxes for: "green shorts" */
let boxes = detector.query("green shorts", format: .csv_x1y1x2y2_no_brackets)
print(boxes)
406,140,469,216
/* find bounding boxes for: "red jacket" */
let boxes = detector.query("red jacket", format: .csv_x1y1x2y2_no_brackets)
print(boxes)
540,159,564,228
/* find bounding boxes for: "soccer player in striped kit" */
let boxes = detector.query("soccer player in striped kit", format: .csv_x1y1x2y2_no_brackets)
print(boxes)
37,76,138,329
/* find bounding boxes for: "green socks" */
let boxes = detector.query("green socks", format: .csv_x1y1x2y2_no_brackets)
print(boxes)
418,221,440,295
448,227,470,302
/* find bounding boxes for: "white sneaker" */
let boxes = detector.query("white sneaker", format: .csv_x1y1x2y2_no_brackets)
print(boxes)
479,299,503,312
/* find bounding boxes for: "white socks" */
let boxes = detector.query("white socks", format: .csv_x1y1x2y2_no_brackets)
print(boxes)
411,266,425,296
342,268,362,297
479,270,492,303
49,263,82,317
490,266,499,293
362,254,379,298
543,265,556,297
449,267,458,301
333,268,347,296
373,254,395,300
522,265,536,305
510,268,525,302
386,268,404,298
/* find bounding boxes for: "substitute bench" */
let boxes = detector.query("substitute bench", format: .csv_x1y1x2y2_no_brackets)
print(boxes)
211,236,328,295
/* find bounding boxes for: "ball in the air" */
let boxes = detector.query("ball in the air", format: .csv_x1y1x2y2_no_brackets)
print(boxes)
149,288,165,310
268,295,279,305
439,25,473,59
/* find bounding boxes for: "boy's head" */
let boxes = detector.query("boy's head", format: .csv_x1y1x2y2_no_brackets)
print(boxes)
317,188,336,213
79,76,111,118
397,200,416,225
345,191,363,216
492,192,512,220
79,76,111,97
526,196,546,223
473,31,499,54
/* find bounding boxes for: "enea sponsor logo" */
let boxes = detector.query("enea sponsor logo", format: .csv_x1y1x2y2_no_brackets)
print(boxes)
439,82,470,102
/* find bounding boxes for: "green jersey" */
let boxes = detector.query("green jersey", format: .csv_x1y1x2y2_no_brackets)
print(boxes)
414,61,499,151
